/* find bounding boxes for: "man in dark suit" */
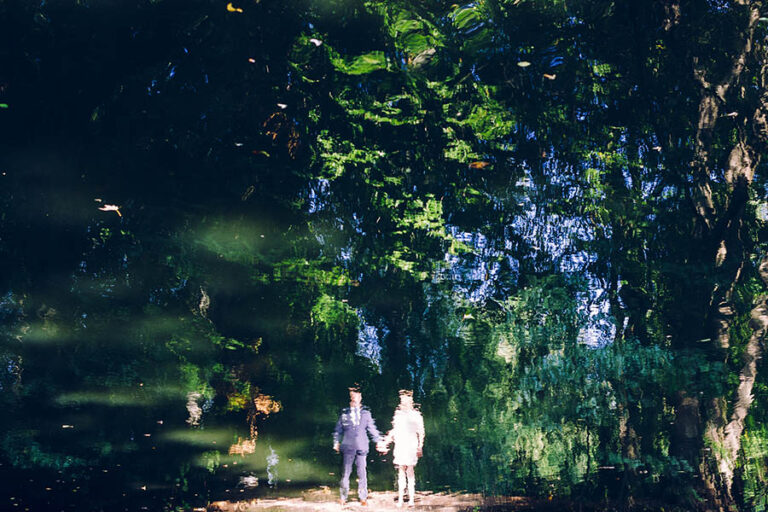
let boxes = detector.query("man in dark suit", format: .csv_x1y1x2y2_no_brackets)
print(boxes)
333,386,381,506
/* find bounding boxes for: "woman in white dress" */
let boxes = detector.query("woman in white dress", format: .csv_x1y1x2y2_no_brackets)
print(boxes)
377,390,425,508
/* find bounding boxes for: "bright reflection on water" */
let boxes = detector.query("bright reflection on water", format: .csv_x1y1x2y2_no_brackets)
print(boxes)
356,312,384,372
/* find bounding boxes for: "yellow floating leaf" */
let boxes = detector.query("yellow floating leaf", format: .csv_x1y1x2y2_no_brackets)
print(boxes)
517,61,531,68
468,161,491,169
226,3,243,12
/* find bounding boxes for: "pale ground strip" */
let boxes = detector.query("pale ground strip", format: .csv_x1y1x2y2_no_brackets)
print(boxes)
205,490,530,511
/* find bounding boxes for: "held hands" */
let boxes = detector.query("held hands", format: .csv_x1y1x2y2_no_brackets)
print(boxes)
417,447,423,458
376,441,389,454
333,442,340,453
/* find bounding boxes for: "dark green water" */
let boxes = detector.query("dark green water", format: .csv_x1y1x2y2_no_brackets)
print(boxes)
3,0,768,511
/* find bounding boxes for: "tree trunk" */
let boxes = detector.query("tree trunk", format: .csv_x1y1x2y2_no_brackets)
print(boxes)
717,257,768,496
677,2,764,508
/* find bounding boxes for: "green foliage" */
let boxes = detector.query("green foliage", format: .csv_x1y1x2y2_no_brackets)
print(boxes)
742,425,768,510
2,0,768,509
329,50,389,75
311,293,357,331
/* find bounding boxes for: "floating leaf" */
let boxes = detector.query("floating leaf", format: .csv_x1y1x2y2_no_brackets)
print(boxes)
309,38,323,46
251,150,270,157
517,61,531,68
543,73,556,80
248,58,256,63
277,103,287,109
0,103,8,109
241,185,255,201
98,204,122,217
469,161,491,169
226,3,243,12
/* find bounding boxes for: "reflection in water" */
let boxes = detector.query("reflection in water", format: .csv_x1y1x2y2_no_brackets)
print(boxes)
6,0,761,509
252,394,282,416
248,393,282,440
186,391,203,426
198,287,211,318
266,446,279,487
379,390,425,507
356,312,383,371
229,438,256,456
239,475,259,488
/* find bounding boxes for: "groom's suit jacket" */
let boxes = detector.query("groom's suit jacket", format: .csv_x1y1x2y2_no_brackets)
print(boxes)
333,406,381,453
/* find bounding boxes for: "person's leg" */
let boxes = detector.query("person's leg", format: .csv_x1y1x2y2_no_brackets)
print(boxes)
355,451,368,502
340,450,355,503
406,466,415,507
397,466,406,507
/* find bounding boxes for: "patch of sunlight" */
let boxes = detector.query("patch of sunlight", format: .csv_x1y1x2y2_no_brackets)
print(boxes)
56,385,187,407
216,440,331,483
189,218,273,266
20,322,71,344
134,314,188,335
56,391,145,407
180,434,323,478
756,200,768,221
278,457,329,482
161,427,237,448
496,336,516,364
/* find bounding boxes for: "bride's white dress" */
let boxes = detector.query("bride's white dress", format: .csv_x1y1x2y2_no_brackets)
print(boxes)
388,408,425,466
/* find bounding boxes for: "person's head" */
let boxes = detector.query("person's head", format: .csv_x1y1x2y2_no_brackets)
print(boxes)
398,389,414,409
349,386,362,407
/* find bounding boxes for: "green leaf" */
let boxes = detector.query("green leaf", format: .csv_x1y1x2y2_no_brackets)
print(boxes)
331,51,388,75
454,6,481,31
402,33,431,54
393,18,423,33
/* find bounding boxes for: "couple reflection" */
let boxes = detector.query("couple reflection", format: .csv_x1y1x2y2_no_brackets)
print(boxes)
333,387,425,508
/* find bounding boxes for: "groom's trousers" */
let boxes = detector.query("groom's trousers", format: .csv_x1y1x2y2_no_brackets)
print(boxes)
340,449,368,501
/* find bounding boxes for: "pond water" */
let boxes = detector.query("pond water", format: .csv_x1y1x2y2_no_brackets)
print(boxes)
7,1,763,511
0,270,507,511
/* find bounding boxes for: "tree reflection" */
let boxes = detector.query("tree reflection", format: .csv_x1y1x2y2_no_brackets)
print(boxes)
1,0,768,510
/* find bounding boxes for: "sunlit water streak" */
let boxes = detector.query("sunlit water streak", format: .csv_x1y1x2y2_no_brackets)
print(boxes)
266,446,279,487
